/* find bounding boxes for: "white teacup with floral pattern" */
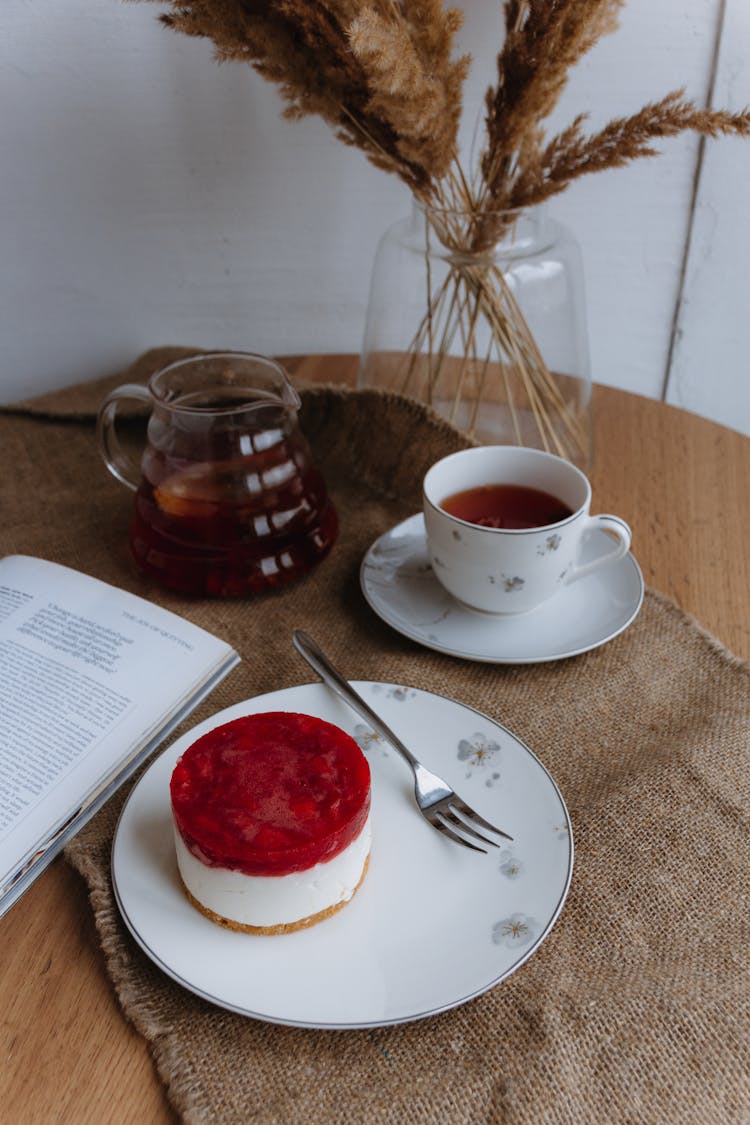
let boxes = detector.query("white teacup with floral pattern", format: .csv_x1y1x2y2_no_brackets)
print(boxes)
423,446,632,615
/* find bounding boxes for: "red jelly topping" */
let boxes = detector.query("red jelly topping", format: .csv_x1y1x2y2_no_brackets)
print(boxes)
170,712,371,877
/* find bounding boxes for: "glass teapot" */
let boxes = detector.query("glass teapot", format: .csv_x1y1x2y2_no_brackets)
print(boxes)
97,352,338,596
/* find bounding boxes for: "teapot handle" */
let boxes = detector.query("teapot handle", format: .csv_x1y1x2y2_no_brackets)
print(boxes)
96,383,151,492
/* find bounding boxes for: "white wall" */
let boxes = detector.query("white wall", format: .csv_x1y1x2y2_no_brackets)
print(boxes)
2,0,749,437
667,0,750,430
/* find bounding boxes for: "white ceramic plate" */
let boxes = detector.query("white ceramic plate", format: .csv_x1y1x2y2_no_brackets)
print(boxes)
112,682,573,1029
361,514,644,664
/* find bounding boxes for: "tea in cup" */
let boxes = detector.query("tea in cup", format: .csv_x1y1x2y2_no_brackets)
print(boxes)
97,353,337,596
423,446,631,615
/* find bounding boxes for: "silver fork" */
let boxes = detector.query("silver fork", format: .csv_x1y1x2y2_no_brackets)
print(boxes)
292,630,513,853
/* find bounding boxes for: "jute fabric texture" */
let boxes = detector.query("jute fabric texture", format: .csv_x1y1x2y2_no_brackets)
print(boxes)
5,350,749,1123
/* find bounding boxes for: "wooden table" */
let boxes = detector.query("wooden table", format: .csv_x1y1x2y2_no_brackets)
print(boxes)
1,358,749,1123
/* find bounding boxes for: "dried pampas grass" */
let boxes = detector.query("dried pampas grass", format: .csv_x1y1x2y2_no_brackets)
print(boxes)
146,0,750,217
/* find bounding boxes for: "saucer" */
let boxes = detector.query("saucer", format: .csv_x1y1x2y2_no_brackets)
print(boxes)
360,514,644,664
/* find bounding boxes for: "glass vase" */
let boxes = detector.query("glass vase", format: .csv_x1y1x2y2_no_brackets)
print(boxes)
358,201,593,468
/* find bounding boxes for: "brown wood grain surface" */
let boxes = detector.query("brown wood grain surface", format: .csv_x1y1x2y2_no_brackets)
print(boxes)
1,358,748,1123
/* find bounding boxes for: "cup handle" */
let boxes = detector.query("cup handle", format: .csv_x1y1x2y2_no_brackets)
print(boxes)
565,514,632,585
96,383,151,492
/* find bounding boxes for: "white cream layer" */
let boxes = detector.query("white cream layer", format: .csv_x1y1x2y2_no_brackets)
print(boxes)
174,816,372,927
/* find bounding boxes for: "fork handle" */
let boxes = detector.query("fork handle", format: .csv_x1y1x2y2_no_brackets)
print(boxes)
292,630,420,772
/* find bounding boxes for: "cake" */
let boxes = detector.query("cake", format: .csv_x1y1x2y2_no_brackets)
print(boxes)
170,711,372,934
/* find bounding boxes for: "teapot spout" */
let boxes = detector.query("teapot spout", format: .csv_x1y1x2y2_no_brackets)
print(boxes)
277,364,302,412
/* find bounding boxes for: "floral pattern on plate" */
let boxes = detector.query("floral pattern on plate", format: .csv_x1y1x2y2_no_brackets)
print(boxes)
498,848,525,880
457,732,502,787
492,913,539,949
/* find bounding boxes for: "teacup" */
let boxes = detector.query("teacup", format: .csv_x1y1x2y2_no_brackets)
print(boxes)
422,446,631,615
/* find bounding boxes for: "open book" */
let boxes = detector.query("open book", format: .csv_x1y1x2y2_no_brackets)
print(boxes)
0,555,240,918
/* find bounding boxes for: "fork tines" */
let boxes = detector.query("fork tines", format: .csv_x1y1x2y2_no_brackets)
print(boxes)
431,801,513,853
432,812,490,852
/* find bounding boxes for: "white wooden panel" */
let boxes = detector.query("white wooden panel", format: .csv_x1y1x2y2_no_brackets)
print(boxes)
461,0,717,402
550,0,720,402
667,0,750,437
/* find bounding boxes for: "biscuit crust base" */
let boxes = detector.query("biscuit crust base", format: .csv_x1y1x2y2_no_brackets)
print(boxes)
179,853,370,935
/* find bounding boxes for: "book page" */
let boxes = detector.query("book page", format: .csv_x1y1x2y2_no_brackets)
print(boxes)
0,637,133,835
0,556,238,892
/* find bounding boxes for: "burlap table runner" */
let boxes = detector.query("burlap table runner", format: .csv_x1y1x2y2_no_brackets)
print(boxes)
4,350,749,1123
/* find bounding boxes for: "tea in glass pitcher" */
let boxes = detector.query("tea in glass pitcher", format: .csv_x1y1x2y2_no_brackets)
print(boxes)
97,353,337,596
